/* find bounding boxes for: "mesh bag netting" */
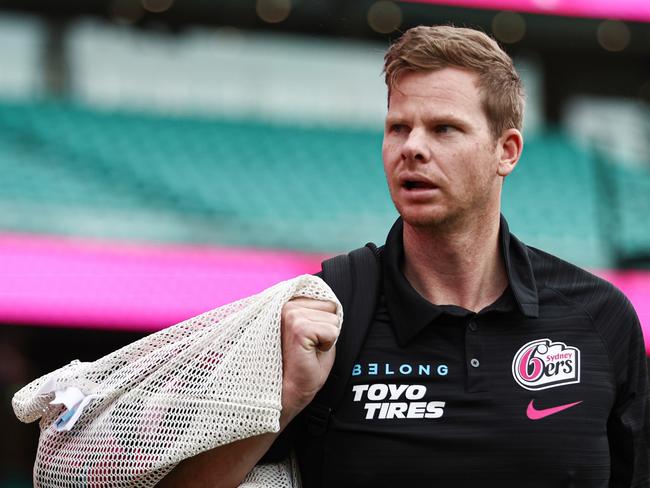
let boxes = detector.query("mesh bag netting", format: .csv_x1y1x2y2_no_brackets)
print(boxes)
12,274,341,488
239,455,302,488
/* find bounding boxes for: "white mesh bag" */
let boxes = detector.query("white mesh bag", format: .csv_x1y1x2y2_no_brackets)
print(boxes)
12,274,341,488
239,454,302,488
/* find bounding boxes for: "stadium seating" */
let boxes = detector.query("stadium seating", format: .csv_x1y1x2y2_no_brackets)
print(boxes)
502,132,607,267
609,163,650,266
0,97,648,268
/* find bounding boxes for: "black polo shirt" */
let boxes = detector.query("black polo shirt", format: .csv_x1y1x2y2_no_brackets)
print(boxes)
266,215,649,487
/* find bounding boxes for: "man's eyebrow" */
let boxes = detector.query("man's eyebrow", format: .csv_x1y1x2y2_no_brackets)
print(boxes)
424,114,468,127
385,116,406,125
385,114,469,127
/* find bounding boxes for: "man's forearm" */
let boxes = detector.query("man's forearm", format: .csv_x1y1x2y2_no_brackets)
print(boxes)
155,431,280,488
155,410,297,488
157,296,340,487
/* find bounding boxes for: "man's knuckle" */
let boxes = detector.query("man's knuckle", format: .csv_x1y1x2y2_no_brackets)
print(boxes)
285,307,303,323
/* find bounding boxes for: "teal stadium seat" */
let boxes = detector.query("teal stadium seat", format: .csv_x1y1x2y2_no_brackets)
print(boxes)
0,98,648,268
609,163,650,266
502,132,607,267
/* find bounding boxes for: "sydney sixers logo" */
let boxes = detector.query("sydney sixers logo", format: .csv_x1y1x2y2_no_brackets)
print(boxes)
512,339,580,391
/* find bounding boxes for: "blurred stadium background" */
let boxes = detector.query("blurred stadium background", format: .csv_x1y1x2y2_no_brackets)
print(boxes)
1,0,649,485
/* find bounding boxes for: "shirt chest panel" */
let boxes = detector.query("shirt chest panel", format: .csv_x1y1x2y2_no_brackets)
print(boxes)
325,295,616,485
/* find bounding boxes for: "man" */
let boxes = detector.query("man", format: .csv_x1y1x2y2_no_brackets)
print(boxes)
159,25,649,487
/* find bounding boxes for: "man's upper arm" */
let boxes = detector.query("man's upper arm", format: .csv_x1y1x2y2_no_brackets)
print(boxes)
605,298,650,487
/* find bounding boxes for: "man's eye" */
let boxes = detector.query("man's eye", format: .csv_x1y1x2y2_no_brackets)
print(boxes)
434,125,453,133
390,124,406,133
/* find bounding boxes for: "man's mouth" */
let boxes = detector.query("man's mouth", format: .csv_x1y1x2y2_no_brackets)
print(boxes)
403,180,438,191
404,181,437,190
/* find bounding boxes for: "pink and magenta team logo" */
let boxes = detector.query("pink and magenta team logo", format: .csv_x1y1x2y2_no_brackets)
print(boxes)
512,339,581,391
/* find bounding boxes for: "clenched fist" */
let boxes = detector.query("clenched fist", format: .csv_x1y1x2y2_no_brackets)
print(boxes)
280,297,340,424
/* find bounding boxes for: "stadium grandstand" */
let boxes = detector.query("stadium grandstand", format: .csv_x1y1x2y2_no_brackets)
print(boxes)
1,1,649,486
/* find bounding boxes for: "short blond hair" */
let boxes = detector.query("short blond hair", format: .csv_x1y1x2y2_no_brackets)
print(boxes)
384,25,525,139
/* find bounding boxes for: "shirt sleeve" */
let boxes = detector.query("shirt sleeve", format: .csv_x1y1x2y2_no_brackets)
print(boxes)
607,304,650,487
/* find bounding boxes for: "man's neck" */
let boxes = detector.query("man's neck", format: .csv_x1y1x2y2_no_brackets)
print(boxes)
401,210,508,313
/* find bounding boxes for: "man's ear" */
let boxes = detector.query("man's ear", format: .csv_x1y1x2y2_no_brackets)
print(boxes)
496,128,523,177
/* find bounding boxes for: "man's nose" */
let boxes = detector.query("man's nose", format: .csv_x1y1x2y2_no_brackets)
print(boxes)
400,128,429,163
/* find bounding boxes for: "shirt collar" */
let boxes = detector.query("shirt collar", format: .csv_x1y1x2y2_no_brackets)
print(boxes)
382,214,539,346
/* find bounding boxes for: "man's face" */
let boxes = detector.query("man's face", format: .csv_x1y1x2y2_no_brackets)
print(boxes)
382,67,504,229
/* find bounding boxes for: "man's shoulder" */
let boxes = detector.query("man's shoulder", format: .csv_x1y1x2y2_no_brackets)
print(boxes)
315,244,384,273
313,243,383,301
526,243,613,293
525,243,638,330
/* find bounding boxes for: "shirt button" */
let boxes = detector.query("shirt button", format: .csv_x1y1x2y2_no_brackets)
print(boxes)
470,358,480,368
468,321,478,332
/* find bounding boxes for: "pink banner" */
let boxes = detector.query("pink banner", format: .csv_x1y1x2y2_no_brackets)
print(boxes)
403,0,650,22
1,233,649,353
0,233,326,331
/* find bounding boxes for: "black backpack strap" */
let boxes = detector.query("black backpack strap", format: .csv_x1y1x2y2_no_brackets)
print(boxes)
304,242,382,436
260,243,382,470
